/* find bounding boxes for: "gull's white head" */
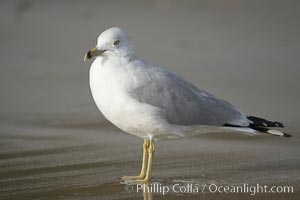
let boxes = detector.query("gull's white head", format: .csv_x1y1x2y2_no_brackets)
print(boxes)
84,27,135,61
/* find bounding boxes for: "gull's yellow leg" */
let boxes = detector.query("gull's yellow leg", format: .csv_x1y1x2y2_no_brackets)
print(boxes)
121,139,149,180
123,140,155,183
143,140,155,182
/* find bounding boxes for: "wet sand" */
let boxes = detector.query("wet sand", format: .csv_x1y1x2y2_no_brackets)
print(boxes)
0,123,299,199
0,0,300,199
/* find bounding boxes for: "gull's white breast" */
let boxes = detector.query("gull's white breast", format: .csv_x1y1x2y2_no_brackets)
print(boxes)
89,57,166,139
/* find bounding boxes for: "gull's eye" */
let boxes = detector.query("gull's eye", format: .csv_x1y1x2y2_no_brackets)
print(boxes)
114,40,120,46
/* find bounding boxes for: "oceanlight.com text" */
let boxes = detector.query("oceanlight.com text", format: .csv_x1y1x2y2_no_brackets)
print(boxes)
124,183,294,195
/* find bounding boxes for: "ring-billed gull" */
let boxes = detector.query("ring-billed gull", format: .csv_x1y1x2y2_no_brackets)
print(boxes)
84,27,291,182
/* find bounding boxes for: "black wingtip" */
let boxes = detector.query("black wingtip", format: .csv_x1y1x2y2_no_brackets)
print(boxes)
273,121,284,128
247,116,285,128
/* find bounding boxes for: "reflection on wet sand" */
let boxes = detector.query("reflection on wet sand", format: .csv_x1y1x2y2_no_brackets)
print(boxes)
142,182,153,200
122,182,154,200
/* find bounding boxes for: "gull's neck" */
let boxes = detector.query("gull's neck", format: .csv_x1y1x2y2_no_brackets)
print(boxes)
97,54,135,69
106,53,136,63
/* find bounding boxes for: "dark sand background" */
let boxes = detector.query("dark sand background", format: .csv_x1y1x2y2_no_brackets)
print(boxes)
0,0,299,199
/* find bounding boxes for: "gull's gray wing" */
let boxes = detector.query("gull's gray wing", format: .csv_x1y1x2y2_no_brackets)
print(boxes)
128,60,249,127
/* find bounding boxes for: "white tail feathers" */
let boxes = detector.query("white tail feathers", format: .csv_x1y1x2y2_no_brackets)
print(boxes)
267,129,284,136
266,129,292,138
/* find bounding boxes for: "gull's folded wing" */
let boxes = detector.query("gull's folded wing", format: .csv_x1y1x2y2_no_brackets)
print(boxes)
128,60,249,127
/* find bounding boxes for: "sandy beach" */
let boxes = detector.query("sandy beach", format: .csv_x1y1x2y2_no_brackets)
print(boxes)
0,0,299,199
